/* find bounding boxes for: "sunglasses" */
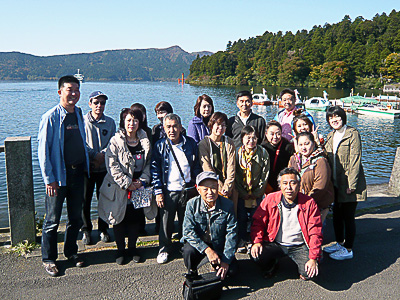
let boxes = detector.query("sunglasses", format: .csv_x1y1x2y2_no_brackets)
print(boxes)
92,100,106,106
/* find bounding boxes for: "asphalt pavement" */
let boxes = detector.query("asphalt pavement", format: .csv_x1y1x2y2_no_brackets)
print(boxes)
0,183,399,299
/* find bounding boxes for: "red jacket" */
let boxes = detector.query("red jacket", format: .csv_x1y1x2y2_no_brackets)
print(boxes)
251,191,323,260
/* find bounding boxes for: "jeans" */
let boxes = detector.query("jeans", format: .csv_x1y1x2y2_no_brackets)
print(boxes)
41,164,84,263
82,171,109,233
333,202,358,249
159,191,185,254
182,242,238,277
113,204,143,256
237,197,262,242
252,242,311,279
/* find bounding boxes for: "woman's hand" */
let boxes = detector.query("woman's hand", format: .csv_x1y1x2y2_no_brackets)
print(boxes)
312,125,320,145
346,188,356,194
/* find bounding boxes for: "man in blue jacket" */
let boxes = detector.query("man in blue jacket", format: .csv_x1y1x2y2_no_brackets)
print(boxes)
151,113,202,264
38,75,91,277
181,171,238,279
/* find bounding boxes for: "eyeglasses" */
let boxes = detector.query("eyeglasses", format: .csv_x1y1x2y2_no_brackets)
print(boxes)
92,100,106,106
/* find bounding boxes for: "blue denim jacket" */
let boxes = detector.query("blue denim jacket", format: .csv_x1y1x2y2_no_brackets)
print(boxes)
38,104,90,186
151,135,201,195
181,195,238,264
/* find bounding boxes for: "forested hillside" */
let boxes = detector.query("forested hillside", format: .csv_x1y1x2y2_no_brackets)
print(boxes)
187,10,400,88
0,46,212,81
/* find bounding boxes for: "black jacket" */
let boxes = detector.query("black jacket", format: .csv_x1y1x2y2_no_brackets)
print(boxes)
226,112,266,148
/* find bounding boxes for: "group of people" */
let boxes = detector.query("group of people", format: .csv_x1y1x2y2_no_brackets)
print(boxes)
38,75,367,282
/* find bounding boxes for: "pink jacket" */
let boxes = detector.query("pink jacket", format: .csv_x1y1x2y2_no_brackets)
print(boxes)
251,191,323,260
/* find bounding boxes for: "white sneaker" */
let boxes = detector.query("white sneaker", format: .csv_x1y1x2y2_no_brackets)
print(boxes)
323,242,344,253
329,248,353,260
157,252,169,264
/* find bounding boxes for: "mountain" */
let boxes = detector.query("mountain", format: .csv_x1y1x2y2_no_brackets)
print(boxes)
0,46,213,81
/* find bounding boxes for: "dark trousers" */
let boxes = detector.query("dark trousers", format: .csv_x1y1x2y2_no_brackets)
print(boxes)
251,242,311,279
41,164,84,263
332,202,358,249
82,171,109,233
113,204,143,256
182,243,238,277
237,197,262,242
159,191,185,254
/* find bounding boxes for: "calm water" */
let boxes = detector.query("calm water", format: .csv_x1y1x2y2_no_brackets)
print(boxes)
0,81,398,227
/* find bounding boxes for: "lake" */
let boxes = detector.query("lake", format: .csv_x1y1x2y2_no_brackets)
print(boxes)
0,81,398,227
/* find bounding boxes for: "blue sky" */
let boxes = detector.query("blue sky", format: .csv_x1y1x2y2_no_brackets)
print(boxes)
0,0,398,56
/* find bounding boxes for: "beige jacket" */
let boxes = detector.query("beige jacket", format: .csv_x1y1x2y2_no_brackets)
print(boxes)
325,126,367,202
199,136,236,196
99,129,151,225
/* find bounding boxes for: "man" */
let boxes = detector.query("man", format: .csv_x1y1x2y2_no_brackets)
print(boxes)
151,113,202,264
38,75,90,276
226,90,266,148
250,167,322,280
181,171,237,280
274,88,315,141
81,91,116,245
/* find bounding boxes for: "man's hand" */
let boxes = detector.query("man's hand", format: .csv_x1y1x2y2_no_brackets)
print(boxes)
205,247,220,266
305,259,318,278
216,261,229,280
346,188,356,194
92,152,105,169
46,182,59,197
250,243,263,259
156,193,164,208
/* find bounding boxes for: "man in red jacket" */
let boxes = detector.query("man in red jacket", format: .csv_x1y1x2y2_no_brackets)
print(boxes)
250,167,322,280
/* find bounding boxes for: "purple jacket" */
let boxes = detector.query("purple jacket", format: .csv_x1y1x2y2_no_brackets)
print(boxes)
187,116,210,143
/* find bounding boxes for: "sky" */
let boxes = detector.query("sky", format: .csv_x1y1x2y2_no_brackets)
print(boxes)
0,0,399,56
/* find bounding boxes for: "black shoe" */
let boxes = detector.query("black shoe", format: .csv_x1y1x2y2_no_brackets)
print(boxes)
264,259,278,278
100,232,110,243
67,254,84,268
82,232,91,245
116,255,125,265
128,248,141,263
43,263,59,277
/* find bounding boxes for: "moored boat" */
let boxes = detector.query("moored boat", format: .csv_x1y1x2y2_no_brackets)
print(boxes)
355,104,400,119
74,69,84,83
252,93,271,105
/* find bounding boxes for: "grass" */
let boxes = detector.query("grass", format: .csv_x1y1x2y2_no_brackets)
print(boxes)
9,240,39,257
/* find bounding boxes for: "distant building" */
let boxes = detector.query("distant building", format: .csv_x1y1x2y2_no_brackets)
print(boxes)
383,84,400,93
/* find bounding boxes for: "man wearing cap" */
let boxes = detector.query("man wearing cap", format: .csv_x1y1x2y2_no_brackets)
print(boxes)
81,91,116,245
181,171,238,279
38,75,90,276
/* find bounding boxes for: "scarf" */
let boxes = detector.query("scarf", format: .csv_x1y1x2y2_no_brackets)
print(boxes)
238,146,257,208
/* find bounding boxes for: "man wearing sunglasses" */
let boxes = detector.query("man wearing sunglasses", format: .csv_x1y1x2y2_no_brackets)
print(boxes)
81,91,116,245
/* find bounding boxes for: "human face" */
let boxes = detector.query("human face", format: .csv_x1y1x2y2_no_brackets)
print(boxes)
329,115,343,130
124,114,140,136
163,118,182,144
197,179,219,208
280,173,300,202
295,119,311,134
236,96,253,115
266,125,281,146
58,82,80,112
157,110,168,122
243,132,257,151
281,93,295,111
297,136,315,157
89,96,106,119
200,100,212,118
211,122,226,137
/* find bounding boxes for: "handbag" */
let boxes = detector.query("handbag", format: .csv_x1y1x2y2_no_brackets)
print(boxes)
182,272,222,300
166,138,199,205
129,186,154,209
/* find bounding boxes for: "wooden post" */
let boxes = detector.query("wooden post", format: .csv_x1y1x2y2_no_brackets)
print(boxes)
4,137,36,245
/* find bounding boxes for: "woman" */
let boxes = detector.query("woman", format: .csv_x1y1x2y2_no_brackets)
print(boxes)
288,132,334,223
151,101,174,147
323,106,367,260
236,126,270,250
198,112,236,210
261,120,294,193
99,108,152,265
292,113,324,148
131,103,153,146
187,94,214,143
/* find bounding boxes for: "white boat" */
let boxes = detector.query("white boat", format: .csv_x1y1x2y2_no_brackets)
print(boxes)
355,104,400,119
305,91,331,111
252,88,271,105
74,69,84,83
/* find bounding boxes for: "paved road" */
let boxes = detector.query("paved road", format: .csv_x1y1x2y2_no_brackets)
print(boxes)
1,184,399,299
